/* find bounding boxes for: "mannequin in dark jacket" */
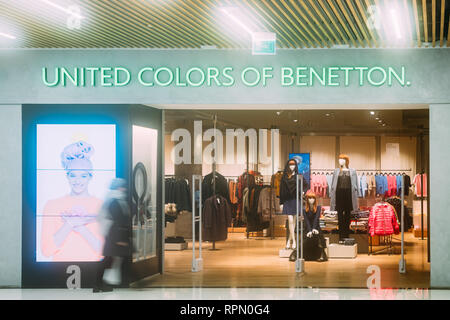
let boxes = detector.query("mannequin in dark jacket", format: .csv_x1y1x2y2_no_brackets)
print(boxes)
94,178,131,293
304,191,327,262
279,159,309,249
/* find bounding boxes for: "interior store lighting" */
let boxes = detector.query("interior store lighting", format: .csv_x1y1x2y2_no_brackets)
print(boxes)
40,0,85,19
219,7,253,35
0,32,15,39
390,9,402,39
370,111,375,115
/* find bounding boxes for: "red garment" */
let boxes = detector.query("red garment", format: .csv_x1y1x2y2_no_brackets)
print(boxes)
387,175,397,197
413,174,427,197
369,202,400,236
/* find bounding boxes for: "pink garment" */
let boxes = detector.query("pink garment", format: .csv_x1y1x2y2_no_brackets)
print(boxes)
41,195,104,262
387,175,397,197
321,175,328,197
413,174,428,197
369,202,400,236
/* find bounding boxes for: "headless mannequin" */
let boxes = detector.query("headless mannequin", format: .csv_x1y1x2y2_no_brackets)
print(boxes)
286,161,297,250
337,157,352,240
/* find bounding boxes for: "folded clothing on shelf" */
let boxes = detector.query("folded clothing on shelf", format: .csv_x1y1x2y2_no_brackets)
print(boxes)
165,236,186,244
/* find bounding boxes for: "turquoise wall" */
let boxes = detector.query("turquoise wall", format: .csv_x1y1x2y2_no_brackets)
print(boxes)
0,48,449,288
0,49,449,104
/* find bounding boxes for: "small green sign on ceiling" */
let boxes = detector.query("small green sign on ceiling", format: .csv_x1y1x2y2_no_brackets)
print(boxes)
252,32,276,55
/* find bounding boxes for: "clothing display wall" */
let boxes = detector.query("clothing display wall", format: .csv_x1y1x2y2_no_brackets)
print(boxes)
299,136,336,170
340,137,376,170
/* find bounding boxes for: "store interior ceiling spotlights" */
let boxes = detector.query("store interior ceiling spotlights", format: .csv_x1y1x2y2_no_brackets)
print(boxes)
163,107,429,136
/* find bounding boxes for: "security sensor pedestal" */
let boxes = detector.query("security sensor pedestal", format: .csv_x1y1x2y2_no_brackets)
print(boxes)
295,258,305,273
399,258,406,274
192,258,203,273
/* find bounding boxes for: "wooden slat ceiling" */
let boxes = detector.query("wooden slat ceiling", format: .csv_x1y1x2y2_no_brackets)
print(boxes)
0,0,449,48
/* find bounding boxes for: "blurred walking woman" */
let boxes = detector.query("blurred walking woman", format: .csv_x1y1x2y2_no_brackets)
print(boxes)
94,178,131,292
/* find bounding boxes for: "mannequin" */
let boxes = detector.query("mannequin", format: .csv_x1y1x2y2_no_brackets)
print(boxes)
304,191,328,262
279,159,308,249
330,154,359,241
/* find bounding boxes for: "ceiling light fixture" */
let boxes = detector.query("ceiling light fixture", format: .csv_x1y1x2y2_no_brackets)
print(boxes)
40,0,85,19
390,9,402,39
0,32,15,39
370,111,375,115
293,119,298,123
220,7,253,35
276,111,281,116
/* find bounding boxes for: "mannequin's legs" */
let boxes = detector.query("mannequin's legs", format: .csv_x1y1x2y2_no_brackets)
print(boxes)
286,215,297,249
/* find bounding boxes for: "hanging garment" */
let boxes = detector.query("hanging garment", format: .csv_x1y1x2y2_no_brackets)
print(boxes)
367,174,376,196
202,195,232,242
202,172,230,205
257,187,281,222
357,174,362,197
386,196,413,230
387,175,397,197
271,172,283,197
164,178,192,212
413,173,428,197
396,175,402,196
247,185,268,232
368,202,400,236
403,174,411,196
326,174,333,197
228,180,238,204
360,174,368,198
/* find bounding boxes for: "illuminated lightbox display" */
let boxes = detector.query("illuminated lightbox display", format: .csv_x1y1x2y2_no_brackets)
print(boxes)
36,124,116,262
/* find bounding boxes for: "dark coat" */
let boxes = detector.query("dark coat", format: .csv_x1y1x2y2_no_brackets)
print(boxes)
202,172,230,205
165,178,192,212
102,199,131,257
280,159,309,205
202,195,232,242
304,205,321,233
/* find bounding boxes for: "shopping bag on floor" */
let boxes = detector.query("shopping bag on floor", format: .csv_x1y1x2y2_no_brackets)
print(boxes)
103,257,123,285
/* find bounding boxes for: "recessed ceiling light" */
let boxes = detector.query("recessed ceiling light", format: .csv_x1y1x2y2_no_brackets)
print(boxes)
325,113,330,117
293,119,298,123
375,117,379,120
370,111,375,115
40,0,85,19
378,120,382,123
276,111,281,116
0,32,16,39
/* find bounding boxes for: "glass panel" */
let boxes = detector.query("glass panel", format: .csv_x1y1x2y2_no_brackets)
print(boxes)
132,125,158,262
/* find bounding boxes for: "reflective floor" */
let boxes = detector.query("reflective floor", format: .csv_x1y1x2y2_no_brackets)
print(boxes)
139,232,430,288
0,287,447,300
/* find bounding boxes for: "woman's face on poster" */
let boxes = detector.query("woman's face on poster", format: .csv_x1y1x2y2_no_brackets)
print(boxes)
67,170,92,195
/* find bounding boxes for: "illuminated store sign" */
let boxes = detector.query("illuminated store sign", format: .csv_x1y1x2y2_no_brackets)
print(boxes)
42,65,410,88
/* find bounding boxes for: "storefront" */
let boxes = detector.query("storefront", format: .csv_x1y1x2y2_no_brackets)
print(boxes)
0,48,449,289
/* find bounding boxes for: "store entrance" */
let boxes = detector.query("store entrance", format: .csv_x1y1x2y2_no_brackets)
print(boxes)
137,106,430,289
